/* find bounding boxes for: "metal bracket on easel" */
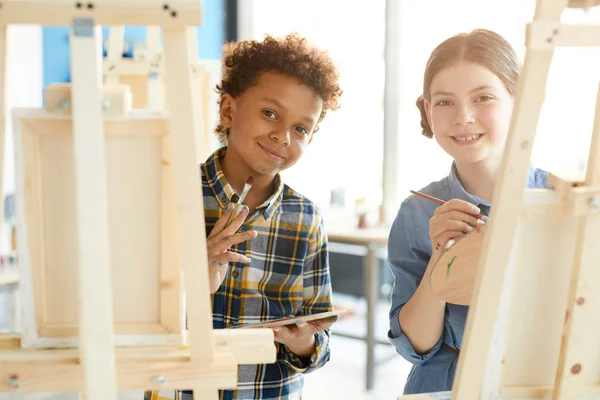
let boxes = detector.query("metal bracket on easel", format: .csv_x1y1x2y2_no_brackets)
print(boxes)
72,18,95,37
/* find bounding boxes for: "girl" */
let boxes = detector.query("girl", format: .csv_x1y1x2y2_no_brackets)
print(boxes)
387,29,549,394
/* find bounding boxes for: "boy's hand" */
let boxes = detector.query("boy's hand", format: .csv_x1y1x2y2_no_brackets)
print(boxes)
272,316,338,358
429,199,485,255
207,203,257,293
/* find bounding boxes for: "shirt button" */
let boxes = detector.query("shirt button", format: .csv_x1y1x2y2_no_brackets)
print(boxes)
232,269,239,279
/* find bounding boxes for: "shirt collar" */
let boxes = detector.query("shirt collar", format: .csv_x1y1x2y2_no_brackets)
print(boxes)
203,147,284,219
447,161,491,208
447,161,540,209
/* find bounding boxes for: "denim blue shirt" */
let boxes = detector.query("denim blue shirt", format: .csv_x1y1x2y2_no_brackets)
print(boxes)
387,162,549,395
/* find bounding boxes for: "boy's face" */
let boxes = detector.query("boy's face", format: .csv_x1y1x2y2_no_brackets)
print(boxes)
219,72,323,178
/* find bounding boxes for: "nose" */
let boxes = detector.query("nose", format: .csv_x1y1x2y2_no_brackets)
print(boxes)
453,104,475,126
269,127,291,146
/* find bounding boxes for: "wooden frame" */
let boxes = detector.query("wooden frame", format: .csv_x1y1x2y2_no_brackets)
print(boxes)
102,25,213,160
0,2,276,399
398,1,600,399
13,109,182,347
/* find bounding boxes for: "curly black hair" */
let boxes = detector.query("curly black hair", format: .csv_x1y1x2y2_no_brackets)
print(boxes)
215,33,343,142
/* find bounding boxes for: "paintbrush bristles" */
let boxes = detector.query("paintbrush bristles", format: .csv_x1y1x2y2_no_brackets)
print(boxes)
237,176,254,205
225,176,254,227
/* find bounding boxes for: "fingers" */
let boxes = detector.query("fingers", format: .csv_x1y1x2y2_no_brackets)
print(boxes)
436,199,481,216
308,316,337,332
272,325,294,342
273,321,315,343
217,249,252,265
223,205,250,235
429,199,486,253
432,231,462,252
209,230,258,258
210,205,250,242
210,203,234,238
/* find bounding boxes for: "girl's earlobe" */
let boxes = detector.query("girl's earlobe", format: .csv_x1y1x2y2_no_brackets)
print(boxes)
424,98,432,128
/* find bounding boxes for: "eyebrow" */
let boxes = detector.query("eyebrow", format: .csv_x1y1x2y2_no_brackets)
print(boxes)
262,97,315,125
432,85,495,97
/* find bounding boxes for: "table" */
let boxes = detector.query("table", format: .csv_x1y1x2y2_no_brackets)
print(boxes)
327,227,390,391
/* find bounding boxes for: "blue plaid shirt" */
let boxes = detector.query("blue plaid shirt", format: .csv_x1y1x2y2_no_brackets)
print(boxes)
147,147,333,399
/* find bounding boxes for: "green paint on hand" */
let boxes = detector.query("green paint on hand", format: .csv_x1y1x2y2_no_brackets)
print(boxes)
446,256,457,280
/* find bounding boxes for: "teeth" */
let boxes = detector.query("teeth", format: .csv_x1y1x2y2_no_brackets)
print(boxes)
456,135,480,142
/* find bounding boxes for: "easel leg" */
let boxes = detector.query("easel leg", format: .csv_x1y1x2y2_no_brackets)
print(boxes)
551,83,600,400
0,26,7,246
451,1,568,398
106,25,124,86
70,20,117,400
162,13,215,376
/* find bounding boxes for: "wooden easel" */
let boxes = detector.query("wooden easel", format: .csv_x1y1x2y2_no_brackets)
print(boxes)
401,0,600,399
102,24,213,161
0,2,275,400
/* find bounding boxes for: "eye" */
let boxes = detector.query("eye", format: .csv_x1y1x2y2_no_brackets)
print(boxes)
435,99,452,107
295,126,309,135
263,110,277,119
475,95,493,102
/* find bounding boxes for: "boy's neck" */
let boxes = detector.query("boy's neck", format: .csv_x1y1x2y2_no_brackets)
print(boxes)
454,154,502,203
220,151,276,214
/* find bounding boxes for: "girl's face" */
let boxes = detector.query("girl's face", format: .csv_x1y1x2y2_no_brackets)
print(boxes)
424,61,514,166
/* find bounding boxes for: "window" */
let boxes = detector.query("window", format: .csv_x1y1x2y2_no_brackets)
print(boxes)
238,0,386,229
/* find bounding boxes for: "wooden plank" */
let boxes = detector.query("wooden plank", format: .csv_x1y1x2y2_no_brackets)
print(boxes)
0,0,202,27
69,22,117,400
23,116,169,137
146,26,161,50
500,213,578,389
502,384,600,398
0,352,237,392
0,329,275,364
146,26,164,110
0,26,7,249
451,33,560,400
105,26,124,85
551,84,600,400
160,134,181,333
162,26,213,361
528,22,600,49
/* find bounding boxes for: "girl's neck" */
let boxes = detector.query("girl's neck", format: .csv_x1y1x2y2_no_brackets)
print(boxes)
454,155,502,202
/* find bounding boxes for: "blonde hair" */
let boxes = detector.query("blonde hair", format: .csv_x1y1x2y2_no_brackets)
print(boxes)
416,29,520,138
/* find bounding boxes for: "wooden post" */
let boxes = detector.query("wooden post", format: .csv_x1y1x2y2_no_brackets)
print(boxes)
70,18,117,400
451,1,569,399
162,24,216,398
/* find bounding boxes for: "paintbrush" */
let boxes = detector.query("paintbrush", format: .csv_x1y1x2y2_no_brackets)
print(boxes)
410,190,489,222
226,176,254,226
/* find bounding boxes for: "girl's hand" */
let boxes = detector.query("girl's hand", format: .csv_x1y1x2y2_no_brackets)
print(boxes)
429,199,485,255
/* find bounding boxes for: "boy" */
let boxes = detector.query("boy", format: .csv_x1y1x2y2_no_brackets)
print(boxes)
146,33,342,399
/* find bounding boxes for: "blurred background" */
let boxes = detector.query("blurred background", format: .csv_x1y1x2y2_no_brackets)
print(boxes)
0,1,599,399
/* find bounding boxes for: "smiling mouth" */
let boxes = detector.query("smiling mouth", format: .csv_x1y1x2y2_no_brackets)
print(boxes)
258,143,286,160
451,134,483,143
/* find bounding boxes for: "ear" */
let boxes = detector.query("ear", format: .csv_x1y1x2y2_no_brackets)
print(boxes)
219,93,236,130
424,98,432,129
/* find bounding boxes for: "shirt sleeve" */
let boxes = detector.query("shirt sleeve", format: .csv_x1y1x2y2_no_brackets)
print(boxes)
278,211,332,373
387,198,443,365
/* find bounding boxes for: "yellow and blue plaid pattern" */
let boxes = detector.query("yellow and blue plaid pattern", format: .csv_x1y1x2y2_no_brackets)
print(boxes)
145,148,333,399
